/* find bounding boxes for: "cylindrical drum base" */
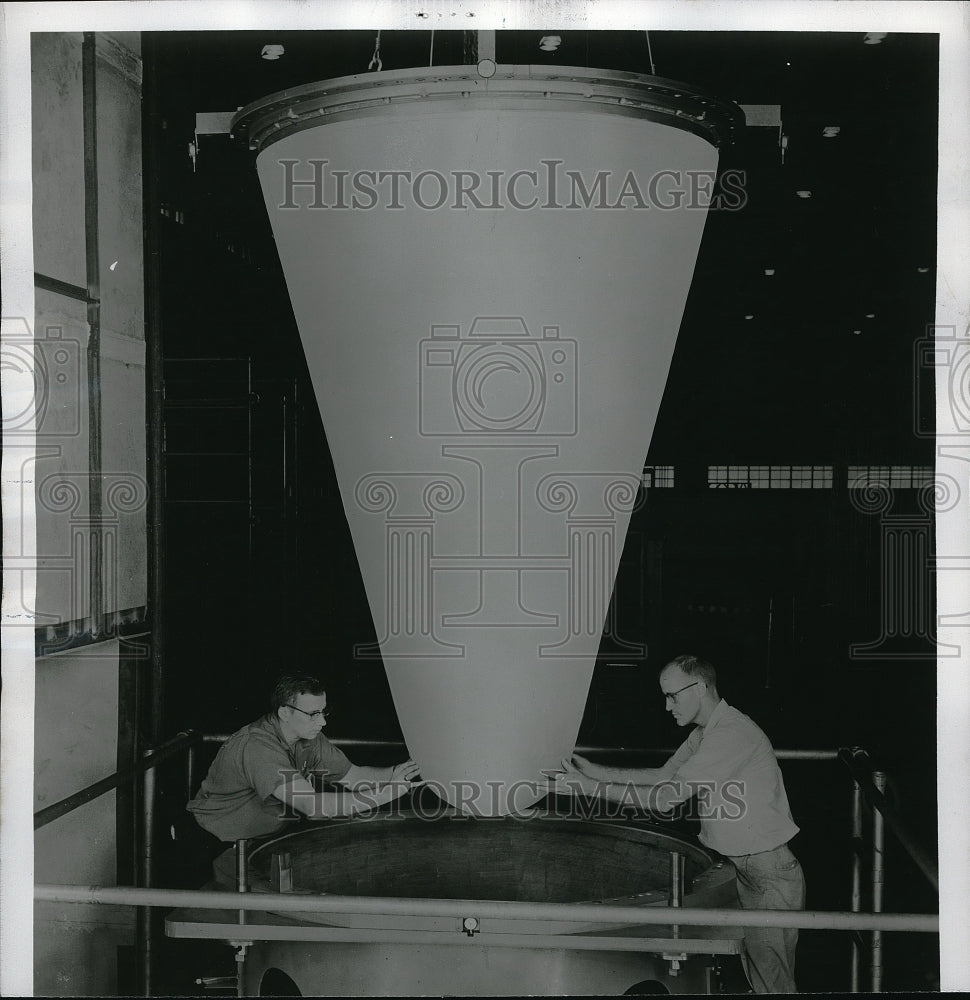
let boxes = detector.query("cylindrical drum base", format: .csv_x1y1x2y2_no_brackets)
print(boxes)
245,940,716,996
238,815,736,996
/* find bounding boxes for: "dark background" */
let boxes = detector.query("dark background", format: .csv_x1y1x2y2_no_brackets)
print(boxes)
143,29,940,992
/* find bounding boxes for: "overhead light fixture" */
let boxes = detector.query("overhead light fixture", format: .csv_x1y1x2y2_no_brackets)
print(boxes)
539,35,562,51
796,190,812,199
764,268,776,276
853,329,862,335
744,314,755,320
863,32,887,45
822,126,841,138
261,44,285,60
917,266,930,273
865,313,876,319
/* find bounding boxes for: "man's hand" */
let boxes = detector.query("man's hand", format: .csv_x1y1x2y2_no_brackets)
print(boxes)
389,759,424,785
539,757,602,798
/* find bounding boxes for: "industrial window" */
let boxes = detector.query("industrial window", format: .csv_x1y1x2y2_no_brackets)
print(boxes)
642,465,675,488
707,465,834,489
847,465,934,489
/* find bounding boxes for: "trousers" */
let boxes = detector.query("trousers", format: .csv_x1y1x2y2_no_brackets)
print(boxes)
211,845,240,890
726,842,806,993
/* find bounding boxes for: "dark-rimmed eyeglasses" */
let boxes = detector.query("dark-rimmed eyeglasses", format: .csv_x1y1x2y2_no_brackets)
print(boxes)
662,681,699,703
285,704,330,720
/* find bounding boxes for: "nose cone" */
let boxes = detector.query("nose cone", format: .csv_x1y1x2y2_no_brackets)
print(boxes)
241,67,734,814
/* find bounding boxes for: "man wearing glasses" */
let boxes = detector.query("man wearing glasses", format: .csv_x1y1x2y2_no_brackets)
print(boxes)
187,673,420,883
553,654,805,994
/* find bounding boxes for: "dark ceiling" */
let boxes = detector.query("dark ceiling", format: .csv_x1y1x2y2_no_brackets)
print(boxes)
150,28,939,464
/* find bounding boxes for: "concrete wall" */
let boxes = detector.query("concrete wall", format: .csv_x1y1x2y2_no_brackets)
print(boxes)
32,31,147,629
34,640,131,996
31,32,146,996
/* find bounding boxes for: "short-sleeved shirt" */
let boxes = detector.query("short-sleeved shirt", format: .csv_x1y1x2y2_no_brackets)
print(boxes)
187,713,352,841
665,699,799,857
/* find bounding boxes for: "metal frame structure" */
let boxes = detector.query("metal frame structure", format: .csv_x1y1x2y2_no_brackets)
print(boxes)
34,733,939,996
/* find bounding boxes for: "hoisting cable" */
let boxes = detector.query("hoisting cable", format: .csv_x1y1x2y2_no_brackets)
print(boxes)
368,30,382,72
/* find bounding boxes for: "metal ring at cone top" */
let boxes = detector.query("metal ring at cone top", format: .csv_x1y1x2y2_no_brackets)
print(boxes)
231,64,744,152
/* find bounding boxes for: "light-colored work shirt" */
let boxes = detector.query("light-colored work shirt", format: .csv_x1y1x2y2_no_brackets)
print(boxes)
187,713,351,841
665,699,799,857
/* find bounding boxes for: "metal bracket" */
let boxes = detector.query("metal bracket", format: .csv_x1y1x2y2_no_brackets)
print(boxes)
662,951,688,976
196,112,236,136
191,112,239,169
739,104,784,159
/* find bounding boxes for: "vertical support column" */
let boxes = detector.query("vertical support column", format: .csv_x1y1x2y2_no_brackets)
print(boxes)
81,33,104,637
235,840,250,998
871,771,886,991
141,31,167,748
235,839,250,895
669,851,684,901
138,758,156,996
850,779,863,992
117,635,146,888
669,849,683,928
665,850,685,978
477,30,496,62
186,742,196,802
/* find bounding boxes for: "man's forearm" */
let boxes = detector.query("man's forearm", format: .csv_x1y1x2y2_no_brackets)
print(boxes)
292,784,394,819
339,764,393,789
596,779,682,813
583,763,673,785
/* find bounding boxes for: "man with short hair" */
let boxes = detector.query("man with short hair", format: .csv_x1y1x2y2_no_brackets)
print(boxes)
187,673,420,883
553,654,805,994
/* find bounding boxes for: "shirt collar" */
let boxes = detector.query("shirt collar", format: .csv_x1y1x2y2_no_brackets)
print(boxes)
265,710,293,746
699,696,729,731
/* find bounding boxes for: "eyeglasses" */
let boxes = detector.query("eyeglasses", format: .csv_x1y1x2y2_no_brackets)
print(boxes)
285,704,330,720
662,681,699,703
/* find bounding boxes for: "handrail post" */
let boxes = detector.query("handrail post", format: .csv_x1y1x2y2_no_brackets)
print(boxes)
871,771,886,991
664,850,686,977
139,756,157,996
850,778,863,992
668,850,684,912
186,743,196,802
837,747,937,894
236,838,250,896
234,840,250,997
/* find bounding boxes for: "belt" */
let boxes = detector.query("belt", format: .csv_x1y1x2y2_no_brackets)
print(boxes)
724,840,792,861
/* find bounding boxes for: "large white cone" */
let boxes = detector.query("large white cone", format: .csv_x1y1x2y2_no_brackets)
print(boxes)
236,67,737,814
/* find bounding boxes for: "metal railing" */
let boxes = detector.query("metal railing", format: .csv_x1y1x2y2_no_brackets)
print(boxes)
34,730,198,831
35,882,939,933
34,732,939,996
